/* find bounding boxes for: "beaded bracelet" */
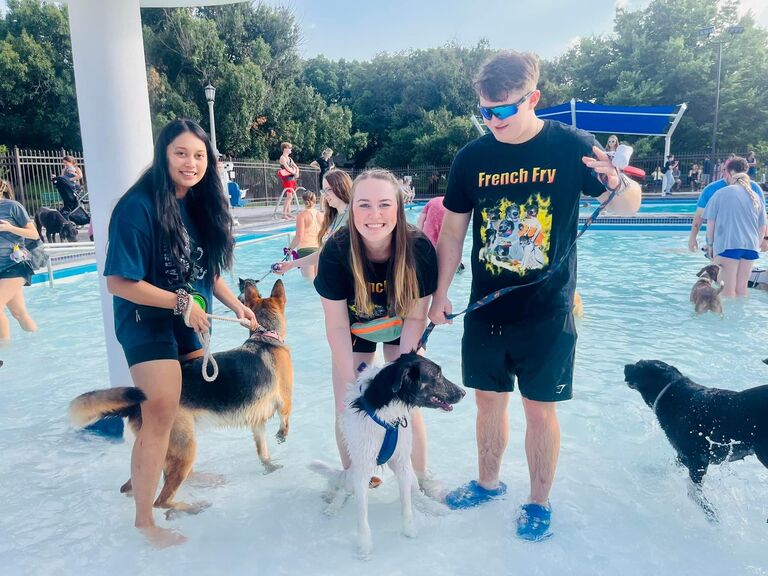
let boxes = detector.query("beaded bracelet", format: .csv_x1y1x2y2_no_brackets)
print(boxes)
173,289,190,316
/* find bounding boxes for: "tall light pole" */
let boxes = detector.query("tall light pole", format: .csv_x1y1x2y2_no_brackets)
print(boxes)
699,24,744,179
204,82,217,152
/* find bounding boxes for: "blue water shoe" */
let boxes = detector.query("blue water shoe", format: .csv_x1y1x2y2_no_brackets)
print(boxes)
516,502,552,541
444,480,507,510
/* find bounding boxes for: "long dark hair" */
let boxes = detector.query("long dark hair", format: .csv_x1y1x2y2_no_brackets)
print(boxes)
133,118,233,278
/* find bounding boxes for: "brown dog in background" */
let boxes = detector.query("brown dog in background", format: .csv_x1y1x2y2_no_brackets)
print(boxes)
690,264,723,315
68,279,293,517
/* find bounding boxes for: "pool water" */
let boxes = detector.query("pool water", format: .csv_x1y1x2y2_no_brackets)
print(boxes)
580,201,696,215
1,232,768,575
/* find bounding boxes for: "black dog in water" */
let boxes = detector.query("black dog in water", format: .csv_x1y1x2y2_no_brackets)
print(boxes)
624,359,768,521
34,207,78,243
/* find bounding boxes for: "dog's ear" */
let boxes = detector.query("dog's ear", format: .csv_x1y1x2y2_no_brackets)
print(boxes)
270,279,286,308
242,282,261,306
393,364,420,393
238,278,245,292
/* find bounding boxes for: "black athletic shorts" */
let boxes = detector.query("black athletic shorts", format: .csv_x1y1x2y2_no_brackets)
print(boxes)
351,334,400,354
461,311,577,402
122,315,202,367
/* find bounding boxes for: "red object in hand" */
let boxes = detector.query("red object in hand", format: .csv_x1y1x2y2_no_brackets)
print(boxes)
623,166,646,180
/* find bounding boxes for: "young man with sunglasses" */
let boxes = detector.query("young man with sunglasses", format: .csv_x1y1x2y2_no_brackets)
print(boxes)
428,51,640,541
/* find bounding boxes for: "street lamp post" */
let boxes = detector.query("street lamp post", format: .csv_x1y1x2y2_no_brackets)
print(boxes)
699,25,744,179
204,82,217,152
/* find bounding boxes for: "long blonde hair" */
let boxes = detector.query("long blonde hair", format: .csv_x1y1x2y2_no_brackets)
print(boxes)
318,169,352,244
348,169,420,318
730,172,760,210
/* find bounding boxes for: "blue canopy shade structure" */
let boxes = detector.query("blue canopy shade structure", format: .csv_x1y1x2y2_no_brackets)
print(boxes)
536,99,688,157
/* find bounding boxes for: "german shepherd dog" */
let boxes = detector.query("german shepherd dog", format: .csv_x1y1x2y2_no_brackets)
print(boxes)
310,354,465,557
624,359,768,521
68,279,293,516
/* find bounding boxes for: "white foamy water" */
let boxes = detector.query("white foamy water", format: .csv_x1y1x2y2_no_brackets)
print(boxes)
1,229,767,575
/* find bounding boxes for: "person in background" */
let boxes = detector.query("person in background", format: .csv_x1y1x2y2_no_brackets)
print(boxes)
314,168,442,497
662,154,678,196
605,135,619,154
103,119,257,548
278,142,300,220
688,156,766,253
705,169,767,297
271,169,351,276
688,163,701,192
310,148,335,191
747,151,757,179
400,175,416,204
0,179,39,344
702,156,712,186
284,190,323,280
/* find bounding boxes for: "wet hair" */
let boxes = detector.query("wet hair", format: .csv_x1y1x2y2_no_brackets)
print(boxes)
318,169,352,244
302,190,316,206
0,179,14,200
347,168,420,318
725,156,749,174
473,51,540,102
122,118,233,279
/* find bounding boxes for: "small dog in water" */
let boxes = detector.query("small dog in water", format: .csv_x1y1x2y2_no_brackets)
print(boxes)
310,353,465,557
624,359,768,521
690,264,723,315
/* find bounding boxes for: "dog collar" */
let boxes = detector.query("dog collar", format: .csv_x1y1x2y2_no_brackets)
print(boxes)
651,380,679,413
253,327,283,342
358,395,402,466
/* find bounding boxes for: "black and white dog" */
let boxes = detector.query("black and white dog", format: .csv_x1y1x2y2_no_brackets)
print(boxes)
311,353,465,557
624,359,768,521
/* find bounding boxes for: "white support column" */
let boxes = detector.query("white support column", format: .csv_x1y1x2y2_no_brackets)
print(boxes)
67,0,154,392
570,98,577,127
665,103,688,159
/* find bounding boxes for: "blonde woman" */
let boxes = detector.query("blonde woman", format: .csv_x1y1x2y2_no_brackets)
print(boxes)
704,167,767,297
272,169,351,275
0,180,39,343
284,190,323,280
313,168,441,496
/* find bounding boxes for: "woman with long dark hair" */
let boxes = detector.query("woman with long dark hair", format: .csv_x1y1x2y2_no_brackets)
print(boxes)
104,118,257,547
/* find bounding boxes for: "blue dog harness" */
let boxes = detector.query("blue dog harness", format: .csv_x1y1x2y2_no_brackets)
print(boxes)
356,362,406,466
358,396,402,466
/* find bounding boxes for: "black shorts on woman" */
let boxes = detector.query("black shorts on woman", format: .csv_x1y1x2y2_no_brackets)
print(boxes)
444,121,607,401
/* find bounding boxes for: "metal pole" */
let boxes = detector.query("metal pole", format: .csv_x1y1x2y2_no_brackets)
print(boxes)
710,41,723,179
207,99,217,152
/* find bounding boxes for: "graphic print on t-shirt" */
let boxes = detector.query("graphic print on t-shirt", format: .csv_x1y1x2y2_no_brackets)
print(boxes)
348,279,388,320
478,193,552,276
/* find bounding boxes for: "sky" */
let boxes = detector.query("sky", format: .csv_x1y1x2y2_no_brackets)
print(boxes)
0,0,766,62
270,0,768,62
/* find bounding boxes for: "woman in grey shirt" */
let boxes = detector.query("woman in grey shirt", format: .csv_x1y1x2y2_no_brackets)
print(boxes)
0,179,39,342
705,171,767,297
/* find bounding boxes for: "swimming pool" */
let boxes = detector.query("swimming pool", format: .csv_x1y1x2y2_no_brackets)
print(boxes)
1,232,767,575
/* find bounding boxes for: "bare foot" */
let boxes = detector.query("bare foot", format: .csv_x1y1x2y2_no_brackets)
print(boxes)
137,525,188,549
17,315,37,332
